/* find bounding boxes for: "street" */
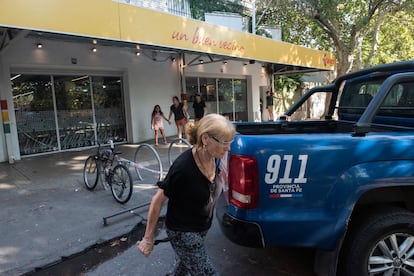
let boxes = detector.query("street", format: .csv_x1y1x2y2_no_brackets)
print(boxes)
1,143,316,276
87,216,316,276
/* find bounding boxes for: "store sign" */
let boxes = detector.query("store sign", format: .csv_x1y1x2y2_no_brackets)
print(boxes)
171,27,245,54
0,0,335,70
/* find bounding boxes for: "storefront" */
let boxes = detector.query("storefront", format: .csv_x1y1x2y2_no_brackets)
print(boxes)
0,0,335,162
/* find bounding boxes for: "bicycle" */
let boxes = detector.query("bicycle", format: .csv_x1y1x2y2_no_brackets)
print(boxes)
83,140,133,204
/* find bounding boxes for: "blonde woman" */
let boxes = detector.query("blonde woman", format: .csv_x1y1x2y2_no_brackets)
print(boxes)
138,114,236,275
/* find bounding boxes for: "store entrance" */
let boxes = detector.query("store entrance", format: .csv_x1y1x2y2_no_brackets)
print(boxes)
185,77,248,121
11,74,126,156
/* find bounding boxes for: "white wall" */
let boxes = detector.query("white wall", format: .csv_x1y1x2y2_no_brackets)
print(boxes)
0,54,12,162
127,57,180,143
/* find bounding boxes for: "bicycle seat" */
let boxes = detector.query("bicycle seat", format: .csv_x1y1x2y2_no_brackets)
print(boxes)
100,149,113,160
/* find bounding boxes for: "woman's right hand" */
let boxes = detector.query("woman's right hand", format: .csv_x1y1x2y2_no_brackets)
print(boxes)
137,237,154,257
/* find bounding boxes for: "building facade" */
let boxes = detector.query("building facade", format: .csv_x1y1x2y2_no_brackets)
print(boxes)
0,0,335,162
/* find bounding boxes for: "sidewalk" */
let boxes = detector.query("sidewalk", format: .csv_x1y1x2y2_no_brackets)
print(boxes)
0,142,179,275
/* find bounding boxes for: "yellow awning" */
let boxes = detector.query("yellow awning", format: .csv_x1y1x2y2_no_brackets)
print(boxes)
0,0,335,71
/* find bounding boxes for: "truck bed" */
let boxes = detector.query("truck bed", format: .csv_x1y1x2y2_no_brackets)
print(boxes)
235,120,414,135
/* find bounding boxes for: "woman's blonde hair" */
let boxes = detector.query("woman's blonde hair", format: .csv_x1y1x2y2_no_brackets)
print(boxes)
186,114,236,146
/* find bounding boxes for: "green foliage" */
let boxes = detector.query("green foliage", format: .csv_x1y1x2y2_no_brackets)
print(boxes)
362,10,414,66
256,0,414,73
274,74,303,112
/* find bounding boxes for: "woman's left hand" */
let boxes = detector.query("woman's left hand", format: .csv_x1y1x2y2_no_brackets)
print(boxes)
137,237,154,257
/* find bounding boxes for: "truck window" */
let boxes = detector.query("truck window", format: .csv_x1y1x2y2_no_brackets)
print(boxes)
378,81,414,118
340,80,382,115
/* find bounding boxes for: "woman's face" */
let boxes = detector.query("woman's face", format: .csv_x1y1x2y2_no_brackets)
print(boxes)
203,134,233,159
173,98,179,105
155,106,160,111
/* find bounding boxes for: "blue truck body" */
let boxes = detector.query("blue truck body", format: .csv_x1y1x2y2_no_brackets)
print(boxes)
227,132,414,249
217,61,414,275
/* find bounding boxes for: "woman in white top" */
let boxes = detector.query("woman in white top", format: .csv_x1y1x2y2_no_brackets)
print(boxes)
151,105,170,146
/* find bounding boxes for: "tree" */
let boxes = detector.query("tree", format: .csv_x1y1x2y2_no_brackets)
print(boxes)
254,0,413,117
362,9,414,67
258,0,413,76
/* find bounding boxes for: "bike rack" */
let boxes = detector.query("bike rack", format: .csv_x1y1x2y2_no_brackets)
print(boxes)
103,143,163,226
168,138,192,165
102,202,151,226
102,140,192,226
134,143,164,181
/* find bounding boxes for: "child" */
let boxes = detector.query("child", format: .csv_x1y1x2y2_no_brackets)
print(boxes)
151,105,170,146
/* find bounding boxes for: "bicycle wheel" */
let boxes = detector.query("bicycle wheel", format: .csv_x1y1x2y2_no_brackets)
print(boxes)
110,164,133,204
83,156,99,190
168,138,192,165
134,143,163,182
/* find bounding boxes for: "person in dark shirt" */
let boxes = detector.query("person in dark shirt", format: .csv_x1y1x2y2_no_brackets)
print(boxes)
266,90,275,121
138,114,236,276
168,96,188,139
192,93,206,122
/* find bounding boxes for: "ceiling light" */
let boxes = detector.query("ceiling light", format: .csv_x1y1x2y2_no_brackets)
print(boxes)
199,59,204,64
136,44,140,50
223,61,227,64
92,39,98,45
10,74,21,81
91,47,97,53
136,51,141,56
71,75,89,82
36,43,43,49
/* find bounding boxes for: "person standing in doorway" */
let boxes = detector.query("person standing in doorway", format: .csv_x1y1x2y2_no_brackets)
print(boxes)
168,96,187,139
151,105,170,146
266,90,275,121
192,93,207,122
137,114,236,276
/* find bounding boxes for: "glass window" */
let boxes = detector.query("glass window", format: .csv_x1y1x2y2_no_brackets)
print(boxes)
92,76,126,142
185,77,198,118
12,74,59,155
54,75,94,150
218,78,234,120
11,73,126,156
233,79,248,121
200,78,217,115
378,82,414,118
185,76,248,121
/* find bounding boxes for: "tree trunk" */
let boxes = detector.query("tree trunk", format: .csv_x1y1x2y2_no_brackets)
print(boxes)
365,12,384,67
322,48,353,119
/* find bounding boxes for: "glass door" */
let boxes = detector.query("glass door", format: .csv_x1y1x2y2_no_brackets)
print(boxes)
233,79,248,121
199,77,217,115
54,75,94,150
92,76,126,142
12,74,59,155
217,78,234,120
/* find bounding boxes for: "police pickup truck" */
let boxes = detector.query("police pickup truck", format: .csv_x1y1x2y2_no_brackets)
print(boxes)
217,61,414,275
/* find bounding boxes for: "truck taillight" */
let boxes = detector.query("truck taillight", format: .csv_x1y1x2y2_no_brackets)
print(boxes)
228,154,259,209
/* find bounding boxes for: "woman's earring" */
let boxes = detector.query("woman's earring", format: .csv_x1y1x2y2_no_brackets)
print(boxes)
203,144,207,151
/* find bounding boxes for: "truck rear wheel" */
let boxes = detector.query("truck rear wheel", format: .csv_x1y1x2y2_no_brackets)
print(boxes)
339,207,414,276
